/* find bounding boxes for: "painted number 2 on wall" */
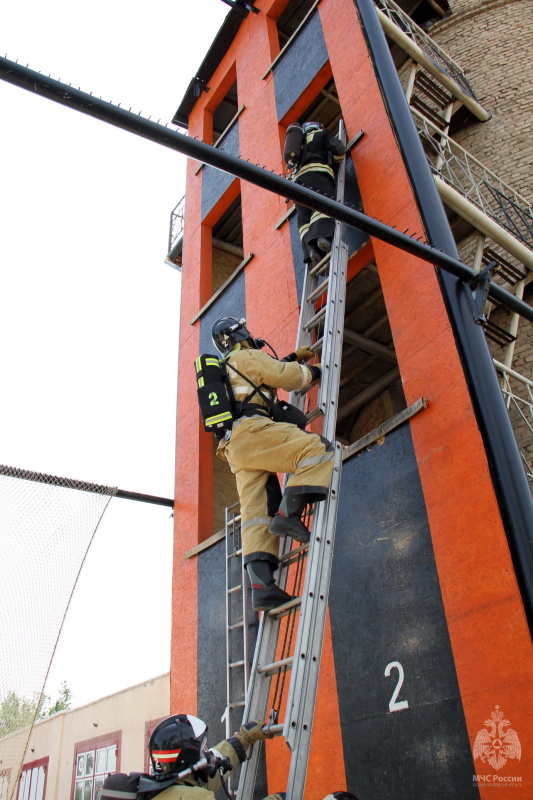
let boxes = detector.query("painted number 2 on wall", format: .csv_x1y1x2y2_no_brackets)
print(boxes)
385,661,409,713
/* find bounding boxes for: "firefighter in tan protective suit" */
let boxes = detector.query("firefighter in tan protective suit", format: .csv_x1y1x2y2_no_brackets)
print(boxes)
212,317,335,612
145,715,361,800
145,713,281,800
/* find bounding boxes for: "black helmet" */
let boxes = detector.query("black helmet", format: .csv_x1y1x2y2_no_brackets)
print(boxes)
303,121,322,134
149,714,207,779
212,317,256,354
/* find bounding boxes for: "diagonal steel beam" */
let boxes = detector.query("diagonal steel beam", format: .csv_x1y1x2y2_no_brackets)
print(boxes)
1,55,532,323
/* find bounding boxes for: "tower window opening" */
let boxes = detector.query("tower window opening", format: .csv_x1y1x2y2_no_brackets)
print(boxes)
212,437,239,536
296,78,342,133
275,0,317,50
212,81,239,145
332,264,407,445
211,195,244,295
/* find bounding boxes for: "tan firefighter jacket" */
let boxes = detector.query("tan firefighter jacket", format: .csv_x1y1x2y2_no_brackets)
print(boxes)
223,344,314,415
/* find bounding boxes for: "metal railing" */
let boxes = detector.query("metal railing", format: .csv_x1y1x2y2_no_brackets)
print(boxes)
413,110,533,247
374,0,477,100
168,194,185,255
494,359,533,486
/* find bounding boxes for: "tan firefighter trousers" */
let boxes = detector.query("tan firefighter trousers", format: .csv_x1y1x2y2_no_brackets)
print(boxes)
218,416,335,559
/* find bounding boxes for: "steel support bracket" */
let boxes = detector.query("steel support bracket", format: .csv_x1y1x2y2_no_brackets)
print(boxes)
466,261,496,324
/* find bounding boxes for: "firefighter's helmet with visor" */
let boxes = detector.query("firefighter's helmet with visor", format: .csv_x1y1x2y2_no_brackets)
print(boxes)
212,317,256,355
149,714,208,779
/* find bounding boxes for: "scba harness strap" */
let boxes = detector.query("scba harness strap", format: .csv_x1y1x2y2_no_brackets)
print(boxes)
194,354,308,437
225,360,308,430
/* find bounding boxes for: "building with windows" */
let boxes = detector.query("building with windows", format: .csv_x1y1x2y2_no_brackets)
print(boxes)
168,0,533,798
0,673,169,800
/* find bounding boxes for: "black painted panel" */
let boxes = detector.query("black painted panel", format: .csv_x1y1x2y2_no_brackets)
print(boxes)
202,122,240,221
330,424,479,799
199,269,246,355
273,12,329,122
197,538,228,749
343,153,368,256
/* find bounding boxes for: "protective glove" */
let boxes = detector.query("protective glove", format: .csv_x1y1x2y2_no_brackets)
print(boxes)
294,346,315,363
308,364,321,384
235,720,273,747
281,347,315,364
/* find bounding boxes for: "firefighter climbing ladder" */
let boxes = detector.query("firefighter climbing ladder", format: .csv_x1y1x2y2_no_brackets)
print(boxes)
228,121,349,800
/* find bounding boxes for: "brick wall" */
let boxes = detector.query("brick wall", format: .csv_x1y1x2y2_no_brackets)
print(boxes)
430,0,533,478
432,0,533,201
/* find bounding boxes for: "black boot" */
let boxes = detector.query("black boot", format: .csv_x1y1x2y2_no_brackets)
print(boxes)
268,515,310,542
268,491,312,543
245,555,293,612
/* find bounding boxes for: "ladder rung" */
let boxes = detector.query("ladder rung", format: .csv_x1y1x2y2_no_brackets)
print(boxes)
281,550,307,568
257,656,294,676
304,307,326,330
309,252,331,276
228,621,244,631
228,701,246,709
267,596,302,618
230,659,246,668
279,543,308,563
306,406,324,424
262,723,284,737
306,277,329,303
228,584,242,594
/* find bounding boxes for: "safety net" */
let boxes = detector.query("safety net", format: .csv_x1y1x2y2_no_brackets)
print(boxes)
0,465,117,800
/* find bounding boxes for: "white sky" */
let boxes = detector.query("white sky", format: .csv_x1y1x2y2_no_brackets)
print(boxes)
0,0,228,708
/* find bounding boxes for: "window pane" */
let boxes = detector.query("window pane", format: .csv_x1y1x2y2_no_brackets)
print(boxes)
74,780,83,800
85,752,95,776
28,769,38,800
83,779,92,800
22,771,30,800
35,767,46,800
95,749,106,775
94,777,104,800
16,770,26,800
76,756,85,778
106,746,116,773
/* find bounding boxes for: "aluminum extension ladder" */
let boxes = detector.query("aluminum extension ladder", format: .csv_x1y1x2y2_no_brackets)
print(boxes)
230,120,349,800
223,501,251,797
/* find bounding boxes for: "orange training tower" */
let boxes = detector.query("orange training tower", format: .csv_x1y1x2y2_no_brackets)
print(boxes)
170,1,533,798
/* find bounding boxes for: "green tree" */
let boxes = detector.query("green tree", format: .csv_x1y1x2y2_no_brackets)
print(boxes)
39,681,72,718
0,683,72,736
0,691,38,737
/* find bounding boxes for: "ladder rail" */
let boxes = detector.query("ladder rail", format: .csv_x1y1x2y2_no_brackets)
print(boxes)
317,121,349,442
283,444,342,761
